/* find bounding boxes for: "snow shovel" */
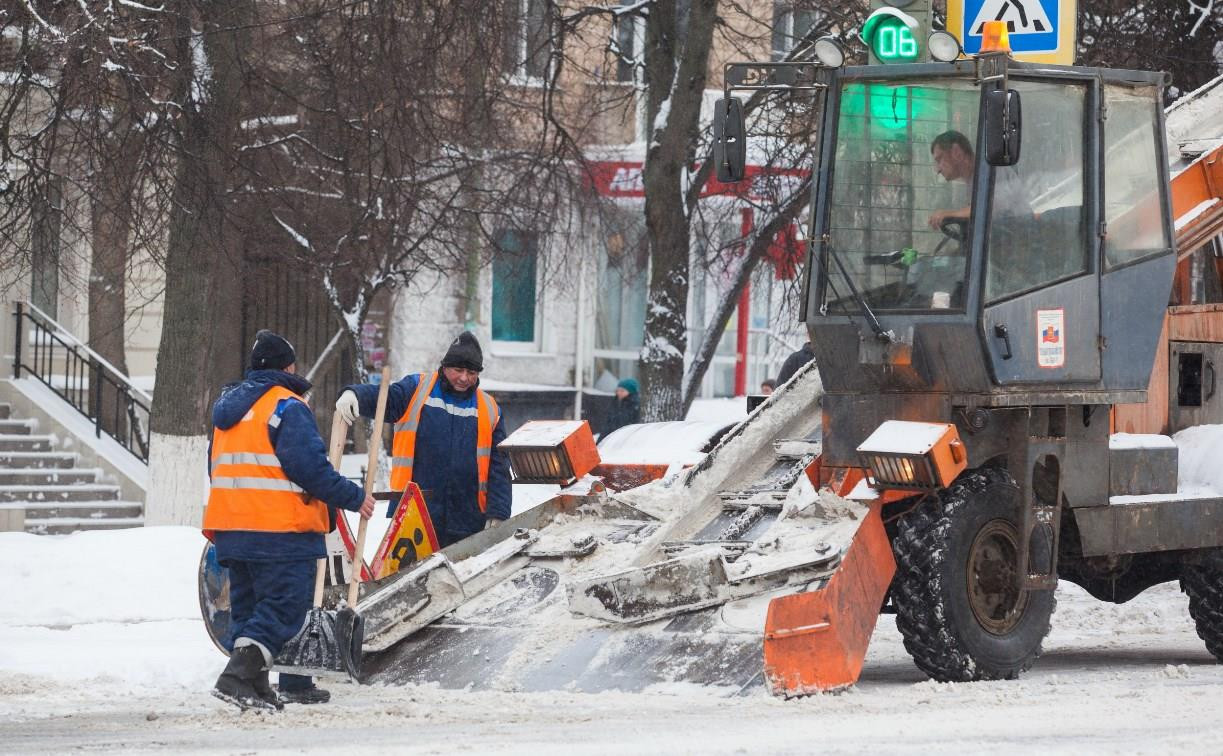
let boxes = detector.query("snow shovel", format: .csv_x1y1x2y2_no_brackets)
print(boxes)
332,365,392,679
274,411,360,677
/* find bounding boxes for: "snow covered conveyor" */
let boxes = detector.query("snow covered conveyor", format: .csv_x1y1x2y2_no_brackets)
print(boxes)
356,363,891,696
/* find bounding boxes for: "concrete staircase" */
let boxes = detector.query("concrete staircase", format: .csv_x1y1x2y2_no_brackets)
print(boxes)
0,402,144,534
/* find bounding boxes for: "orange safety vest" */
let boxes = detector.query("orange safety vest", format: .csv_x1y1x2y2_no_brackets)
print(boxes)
390,372,501,512
202,385,329,537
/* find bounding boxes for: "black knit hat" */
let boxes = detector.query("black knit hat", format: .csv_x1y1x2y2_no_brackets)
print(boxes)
249,329,296,371
440,331,483,372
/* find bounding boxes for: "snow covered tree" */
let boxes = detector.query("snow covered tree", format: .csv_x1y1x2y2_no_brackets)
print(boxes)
1077,0,1222,101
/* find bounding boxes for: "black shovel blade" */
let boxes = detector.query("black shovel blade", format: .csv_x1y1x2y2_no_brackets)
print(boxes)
274,607,345,677
334,606,365,680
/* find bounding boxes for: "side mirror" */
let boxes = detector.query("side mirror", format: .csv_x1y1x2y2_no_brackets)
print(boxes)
713,97,746,183
984,88,1021,166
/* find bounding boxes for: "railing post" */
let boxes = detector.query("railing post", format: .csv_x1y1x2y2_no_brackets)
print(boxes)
13,302,22,379
91,358,103,439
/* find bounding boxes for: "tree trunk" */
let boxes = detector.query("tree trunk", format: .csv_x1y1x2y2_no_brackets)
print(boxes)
87,116,143,444
146,0,252,526
680,181,811,416
638,0,718,422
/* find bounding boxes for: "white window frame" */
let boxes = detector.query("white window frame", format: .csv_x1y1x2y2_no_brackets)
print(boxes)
490,229,544,353
507,0,552,87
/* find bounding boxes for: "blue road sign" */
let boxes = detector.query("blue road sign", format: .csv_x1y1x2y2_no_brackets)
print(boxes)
960,0,1059,54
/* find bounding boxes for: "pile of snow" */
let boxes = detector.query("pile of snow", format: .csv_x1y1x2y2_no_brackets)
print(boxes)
685,397,748,424
597,421,729,466
0,527,219,690
1173,424,1223,495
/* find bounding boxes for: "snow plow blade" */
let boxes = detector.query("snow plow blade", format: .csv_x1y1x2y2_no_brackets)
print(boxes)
763,502,895,695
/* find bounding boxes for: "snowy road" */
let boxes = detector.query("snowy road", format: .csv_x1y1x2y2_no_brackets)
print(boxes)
3,528,1223,753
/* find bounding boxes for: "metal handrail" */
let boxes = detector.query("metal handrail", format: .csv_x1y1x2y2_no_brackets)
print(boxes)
12,301,151,463
19,300,153,403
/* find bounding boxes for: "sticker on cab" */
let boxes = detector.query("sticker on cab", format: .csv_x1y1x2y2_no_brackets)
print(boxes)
1036,308,1065,368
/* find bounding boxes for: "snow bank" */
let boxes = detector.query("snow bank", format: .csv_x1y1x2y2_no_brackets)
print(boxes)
0,527,220,693
1173,424,1223,495
597,421,728,465
685,397,748,424
0,527,206,626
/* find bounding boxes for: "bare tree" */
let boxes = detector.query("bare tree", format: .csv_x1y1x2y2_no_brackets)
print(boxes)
1077,0,1222,101
230,0,585,385
547,1,865,419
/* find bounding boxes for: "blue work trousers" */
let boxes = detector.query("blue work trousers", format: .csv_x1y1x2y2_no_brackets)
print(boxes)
222,557,315,658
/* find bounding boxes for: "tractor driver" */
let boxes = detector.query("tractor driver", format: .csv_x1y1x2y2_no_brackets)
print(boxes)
927,130,1033,231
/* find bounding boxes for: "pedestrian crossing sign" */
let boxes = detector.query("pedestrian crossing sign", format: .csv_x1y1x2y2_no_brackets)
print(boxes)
947,0,1076,64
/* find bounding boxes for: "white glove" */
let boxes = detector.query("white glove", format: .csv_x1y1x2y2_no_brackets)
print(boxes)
335,390,360,425
484,518,504,530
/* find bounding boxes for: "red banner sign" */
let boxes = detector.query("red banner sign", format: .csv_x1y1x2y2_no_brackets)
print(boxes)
584,161,808,202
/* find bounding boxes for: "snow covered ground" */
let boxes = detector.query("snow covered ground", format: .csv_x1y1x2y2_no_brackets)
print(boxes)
3,525,1223,753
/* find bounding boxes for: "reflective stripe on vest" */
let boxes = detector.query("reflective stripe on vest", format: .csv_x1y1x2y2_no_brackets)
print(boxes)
202,385,329,536
390,372,500,512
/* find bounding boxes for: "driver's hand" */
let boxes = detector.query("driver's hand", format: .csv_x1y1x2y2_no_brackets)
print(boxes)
928,209,949,230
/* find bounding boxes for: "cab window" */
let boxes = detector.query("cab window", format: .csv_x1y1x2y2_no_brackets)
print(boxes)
1102,85,1171,269
985,80,1088,303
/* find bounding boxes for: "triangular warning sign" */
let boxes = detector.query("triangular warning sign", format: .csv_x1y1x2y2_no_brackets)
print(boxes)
970,0,1053,35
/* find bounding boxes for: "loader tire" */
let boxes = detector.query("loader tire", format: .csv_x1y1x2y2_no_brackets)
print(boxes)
892,467,1055,682
1181,565,1223,661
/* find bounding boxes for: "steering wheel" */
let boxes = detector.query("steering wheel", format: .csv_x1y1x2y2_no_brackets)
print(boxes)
939,216,969,242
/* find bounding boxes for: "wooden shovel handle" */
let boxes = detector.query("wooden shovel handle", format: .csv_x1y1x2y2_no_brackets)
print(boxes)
312,411,350,607
347,365,391,607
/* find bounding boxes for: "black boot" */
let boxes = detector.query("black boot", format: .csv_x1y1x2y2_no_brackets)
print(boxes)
212,646,278,712
252,668,284,710
275,683,331,705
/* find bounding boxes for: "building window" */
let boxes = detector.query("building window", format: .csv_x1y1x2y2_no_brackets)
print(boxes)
492,229,539,343
30,178,62,319
614,11,640,83
505,0,552,81
593,225,648,391
772,3,820,60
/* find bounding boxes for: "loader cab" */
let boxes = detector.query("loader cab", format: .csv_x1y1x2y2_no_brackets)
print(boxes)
794,61,1174,402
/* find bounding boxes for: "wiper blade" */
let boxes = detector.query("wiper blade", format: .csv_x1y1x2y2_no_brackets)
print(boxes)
827,244,895,343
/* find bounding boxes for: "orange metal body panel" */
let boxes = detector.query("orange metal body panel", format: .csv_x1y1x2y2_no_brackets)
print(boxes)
927,425,968,487
561,422,601,480
762,501,895,695
1171,144,1223,264
1112,306,1223,434
589,462,671,492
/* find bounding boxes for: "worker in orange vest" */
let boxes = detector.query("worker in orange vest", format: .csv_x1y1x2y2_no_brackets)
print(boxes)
336,331,510,546
203,330,375,711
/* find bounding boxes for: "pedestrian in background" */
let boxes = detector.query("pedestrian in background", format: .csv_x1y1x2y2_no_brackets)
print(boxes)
604,377,641,435
760,379,776,395
776,342,815,386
